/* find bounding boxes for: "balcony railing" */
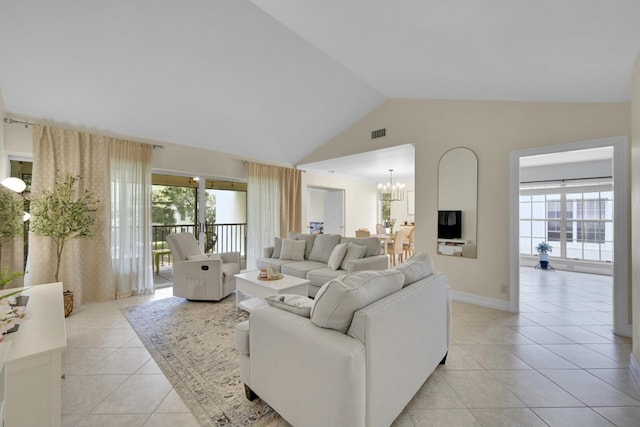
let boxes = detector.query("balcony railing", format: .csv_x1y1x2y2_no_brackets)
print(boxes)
152,223,247,271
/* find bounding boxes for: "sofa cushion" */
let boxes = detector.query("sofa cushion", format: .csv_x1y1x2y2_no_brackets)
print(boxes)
288,232,317,259
308,234,341,263
272,237,283,259
280,239,306,261
340,243,367,270
327,243,348,270
340,236,382,257
265,294,315,318
311,270,405,333
306,267,347,289
394,252,435,287
281,260,328,279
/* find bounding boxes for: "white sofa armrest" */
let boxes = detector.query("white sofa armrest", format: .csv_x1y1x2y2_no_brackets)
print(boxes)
249,305,366,427
345,254,389,273
219,251,240,264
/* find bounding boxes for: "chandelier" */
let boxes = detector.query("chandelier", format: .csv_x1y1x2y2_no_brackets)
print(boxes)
377,169,405,202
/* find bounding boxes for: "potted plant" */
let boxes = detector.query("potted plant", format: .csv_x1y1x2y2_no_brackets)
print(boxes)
535,241,553,270
29,172,100,281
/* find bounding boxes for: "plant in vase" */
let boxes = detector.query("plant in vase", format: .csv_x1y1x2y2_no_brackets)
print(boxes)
29,172,100,282
535,241,553,270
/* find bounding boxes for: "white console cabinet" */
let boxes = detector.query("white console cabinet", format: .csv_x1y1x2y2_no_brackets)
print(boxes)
3,282,66,427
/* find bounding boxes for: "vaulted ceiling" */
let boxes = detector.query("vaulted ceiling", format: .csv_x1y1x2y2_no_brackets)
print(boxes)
1,1,639,166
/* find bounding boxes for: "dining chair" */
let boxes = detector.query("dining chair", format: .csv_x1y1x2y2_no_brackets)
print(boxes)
355,229,371,238
375,223,386,235
403,226,415,258
386,228,406,267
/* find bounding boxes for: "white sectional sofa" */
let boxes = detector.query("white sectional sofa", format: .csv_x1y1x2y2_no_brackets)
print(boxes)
256,232,389,297
236,253,451,427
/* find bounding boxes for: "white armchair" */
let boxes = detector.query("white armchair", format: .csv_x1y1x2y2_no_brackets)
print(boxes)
166,232,240,301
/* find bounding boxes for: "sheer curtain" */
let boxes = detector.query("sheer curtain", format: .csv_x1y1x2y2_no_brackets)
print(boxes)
247,163,281,270
246,162,302,270
27,125,154,305
26,125,114,305
110,139,154,298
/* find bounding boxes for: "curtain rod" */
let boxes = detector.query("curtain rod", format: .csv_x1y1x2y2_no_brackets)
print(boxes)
3,117,33,127
3,117,164,149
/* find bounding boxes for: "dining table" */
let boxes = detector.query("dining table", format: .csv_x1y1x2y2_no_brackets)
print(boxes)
373,234,393,255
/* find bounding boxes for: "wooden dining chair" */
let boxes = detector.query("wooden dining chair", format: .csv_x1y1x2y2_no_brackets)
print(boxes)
376,223,386,235
403,226,415,258
355,229,371,238
386,229,406,267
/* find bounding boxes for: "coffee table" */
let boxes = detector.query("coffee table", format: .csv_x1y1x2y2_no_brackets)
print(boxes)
234,270,310,313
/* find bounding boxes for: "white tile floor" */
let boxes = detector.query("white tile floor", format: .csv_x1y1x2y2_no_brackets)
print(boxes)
61,268,640,427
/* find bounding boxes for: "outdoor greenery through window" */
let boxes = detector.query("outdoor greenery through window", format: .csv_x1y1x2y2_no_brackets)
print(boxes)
151,174,247,257
519,179,613,262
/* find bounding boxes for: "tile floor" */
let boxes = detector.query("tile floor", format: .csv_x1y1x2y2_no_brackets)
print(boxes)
61,268,640,426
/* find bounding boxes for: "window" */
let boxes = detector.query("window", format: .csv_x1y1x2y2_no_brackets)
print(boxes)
519,180,612,262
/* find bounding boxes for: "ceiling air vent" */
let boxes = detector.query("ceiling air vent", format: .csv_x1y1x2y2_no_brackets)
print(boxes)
371,128,386,139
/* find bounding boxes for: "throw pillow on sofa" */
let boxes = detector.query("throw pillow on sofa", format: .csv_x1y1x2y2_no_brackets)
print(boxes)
288,232,317,259
310,270,405,333
339,243,367,270
265,294,315,317
271,237,283,259
279,239,306,261
327,243,348,270
308,234,341,264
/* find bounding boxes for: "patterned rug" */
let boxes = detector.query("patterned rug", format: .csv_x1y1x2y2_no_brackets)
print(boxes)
122,295,278,426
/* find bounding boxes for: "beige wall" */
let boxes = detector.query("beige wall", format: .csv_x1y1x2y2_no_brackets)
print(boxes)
632,51,640,359
3,121,251,182
301,99,630,301
303,171,379,237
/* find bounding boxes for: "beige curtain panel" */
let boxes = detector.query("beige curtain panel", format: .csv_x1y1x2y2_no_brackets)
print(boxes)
26,125,154,306
246,162,302,270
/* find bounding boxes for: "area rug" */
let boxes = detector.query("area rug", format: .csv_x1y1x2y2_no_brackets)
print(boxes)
122,295,278,426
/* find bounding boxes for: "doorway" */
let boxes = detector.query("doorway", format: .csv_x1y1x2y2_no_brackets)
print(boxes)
509,136,630,336
307,187,345,235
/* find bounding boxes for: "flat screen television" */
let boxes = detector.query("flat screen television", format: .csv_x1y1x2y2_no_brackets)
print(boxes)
438,210,462,239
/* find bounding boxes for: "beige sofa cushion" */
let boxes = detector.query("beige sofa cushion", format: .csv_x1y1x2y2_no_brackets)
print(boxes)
394,252,435,287
311,270,404,333
271,237,283,258
279,239,306,261
340,236,382,257
327,243,348,270
340,243,367,270
308,234,341,263
288,232,317,259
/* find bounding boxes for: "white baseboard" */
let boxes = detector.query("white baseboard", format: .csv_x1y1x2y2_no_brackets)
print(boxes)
631,353,640,389
451,290,510,311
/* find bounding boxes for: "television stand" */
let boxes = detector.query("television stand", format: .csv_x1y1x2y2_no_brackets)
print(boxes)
437,239,466,256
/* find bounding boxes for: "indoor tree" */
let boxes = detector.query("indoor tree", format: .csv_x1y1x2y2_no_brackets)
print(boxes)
0,185,25,285
30,172,100,281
